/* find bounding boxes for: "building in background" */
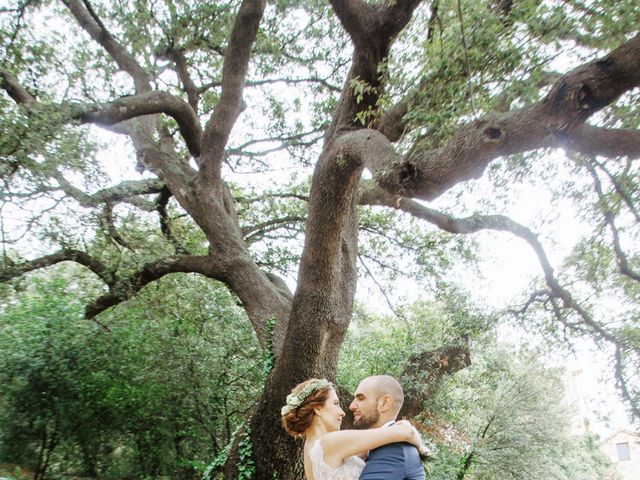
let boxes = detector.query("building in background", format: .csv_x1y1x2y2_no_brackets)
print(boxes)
601,429,640,480
562,367,639,479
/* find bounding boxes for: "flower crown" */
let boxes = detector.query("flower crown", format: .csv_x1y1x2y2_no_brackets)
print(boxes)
281,379,332,416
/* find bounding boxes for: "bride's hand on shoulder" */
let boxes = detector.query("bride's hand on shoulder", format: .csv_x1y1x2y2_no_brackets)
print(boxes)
389,420,417,443
394,420,428,455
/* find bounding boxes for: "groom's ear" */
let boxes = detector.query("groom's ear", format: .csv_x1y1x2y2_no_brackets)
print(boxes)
378,394,393,412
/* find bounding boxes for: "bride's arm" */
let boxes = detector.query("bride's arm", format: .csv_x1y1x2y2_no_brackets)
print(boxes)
320,421,424,463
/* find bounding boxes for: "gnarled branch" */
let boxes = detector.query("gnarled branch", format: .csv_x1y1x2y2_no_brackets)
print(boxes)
77,92,203,157
371,33,640,200
100,203,132,250
362,184,639,420
400,342,472,418
0,249,113,286
564,126,640,159
162,47,201,112
156,187,190,255
583,159,640,282
85,255,223,319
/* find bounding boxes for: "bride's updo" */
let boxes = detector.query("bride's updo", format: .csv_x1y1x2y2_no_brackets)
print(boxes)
281,378,333,438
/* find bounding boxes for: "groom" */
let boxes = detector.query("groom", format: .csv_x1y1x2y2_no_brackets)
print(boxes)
350,375,425,480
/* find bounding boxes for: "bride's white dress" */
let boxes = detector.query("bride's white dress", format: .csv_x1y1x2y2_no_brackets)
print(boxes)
309,440,365,480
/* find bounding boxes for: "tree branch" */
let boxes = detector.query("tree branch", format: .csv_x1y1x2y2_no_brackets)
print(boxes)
236,192,309,205
507,289,551,317
77,92,203,157
85,255,223,319
228,127,326,154
400,342,472,418
0,67,35,104
0,249,113,286
1,67,203,159
200,76,341,93
362,184,640,420
357,254,406,321
242,215,305,242
62,0,195,186
614,347,640,421
54,173,164,209
371,34,640,200
163,47,201,112
360,182,612,335
583,159,640,282
100,203,132,250
563,125,640,159
376,102,409,142
63,0,152,92
591,157,640,223
426,0,441,43
156,187,190,255
199,0,267,180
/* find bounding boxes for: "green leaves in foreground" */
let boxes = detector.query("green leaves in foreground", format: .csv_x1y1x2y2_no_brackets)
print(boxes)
0,266,264,479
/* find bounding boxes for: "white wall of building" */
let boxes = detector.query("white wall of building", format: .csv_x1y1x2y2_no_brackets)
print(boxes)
602,430,640,480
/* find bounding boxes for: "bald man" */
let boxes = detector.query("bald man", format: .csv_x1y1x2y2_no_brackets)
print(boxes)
349,375,425,480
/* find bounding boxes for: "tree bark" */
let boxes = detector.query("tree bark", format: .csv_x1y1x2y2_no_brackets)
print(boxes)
247,2,425,477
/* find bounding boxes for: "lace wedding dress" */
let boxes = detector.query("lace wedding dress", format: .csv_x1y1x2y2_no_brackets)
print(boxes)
308,440,365,480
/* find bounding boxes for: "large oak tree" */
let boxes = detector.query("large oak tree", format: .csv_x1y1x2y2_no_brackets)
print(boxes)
1,0,638,477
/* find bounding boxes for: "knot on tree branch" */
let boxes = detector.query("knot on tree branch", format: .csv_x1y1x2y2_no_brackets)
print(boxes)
399,161,418,184
482,126,505,143
473,117,506,145
576,84,594,110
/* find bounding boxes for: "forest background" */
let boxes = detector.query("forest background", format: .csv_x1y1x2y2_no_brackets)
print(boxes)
0,0,638,479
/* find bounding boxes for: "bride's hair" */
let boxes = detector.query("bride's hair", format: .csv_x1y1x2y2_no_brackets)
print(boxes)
281,378,333,438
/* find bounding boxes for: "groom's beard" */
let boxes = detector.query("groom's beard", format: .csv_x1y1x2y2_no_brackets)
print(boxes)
352,409,380,429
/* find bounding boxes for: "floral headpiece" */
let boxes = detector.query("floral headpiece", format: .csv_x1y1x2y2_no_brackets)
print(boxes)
281,379,332,416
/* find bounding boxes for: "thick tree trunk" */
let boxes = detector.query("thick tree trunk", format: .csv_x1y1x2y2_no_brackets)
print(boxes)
248,137,363,476
230,3,426,478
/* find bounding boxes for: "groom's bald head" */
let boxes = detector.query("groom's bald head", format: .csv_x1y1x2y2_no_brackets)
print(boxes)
350,375,404,428
367,375,404,414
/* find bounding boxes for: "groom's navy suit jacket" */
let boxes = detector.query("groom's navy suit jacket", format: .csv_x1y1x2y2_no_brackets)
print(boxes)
359,442,425,480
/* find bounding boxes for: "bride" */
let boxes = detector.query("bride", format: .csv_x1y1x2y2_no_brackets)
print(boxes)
281,378,427,480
